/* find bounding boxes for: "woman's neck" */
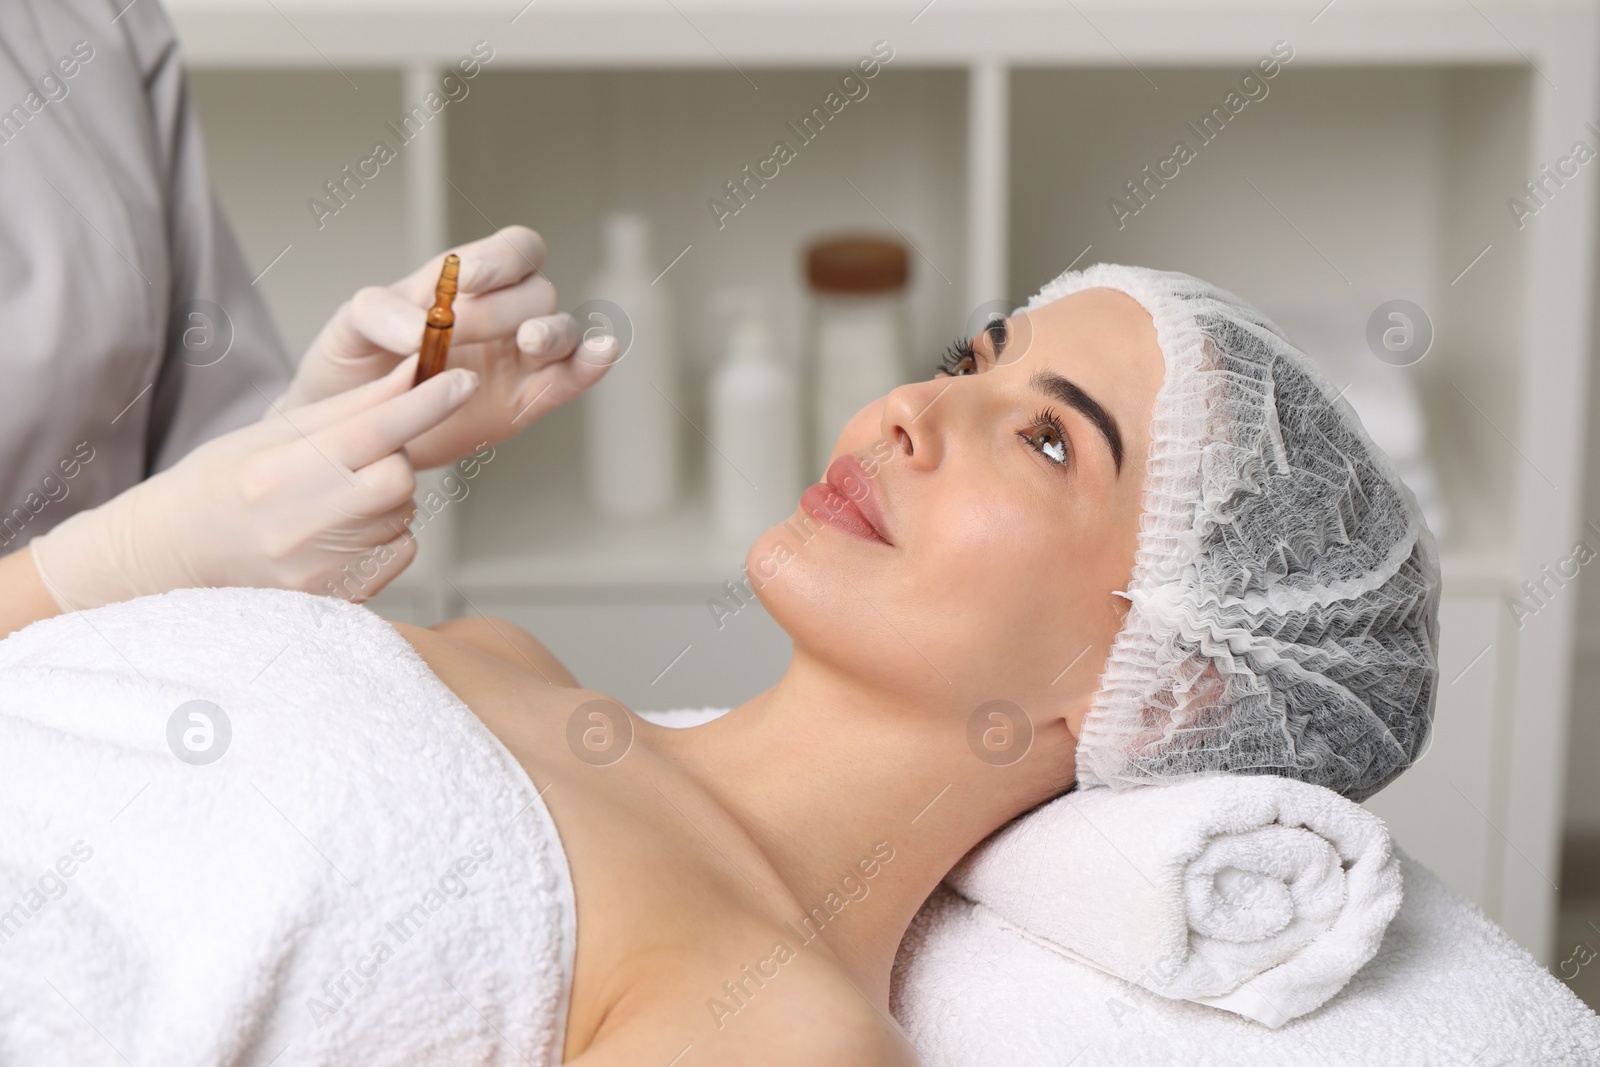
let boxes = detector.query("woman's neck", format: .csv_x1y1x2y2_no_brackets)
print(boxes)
649,649,1075,1008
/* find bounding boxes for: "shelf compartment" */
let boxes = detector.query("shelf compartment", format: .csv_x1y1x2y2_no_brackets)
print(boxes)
1008,65,1530,567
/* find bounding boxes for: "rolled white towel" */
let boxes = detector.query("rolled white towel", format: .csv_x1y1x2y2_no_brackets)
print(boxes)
944,774,1402,1028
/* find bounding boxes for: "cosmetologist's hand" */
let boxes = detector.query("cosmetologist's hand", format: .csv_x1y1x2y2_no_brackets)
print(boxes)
29,358,477,610
278,225,618,470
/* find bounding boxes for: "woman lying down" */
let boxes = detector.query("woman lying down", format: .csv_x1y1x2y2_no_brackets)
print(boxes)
0,264,1438,1066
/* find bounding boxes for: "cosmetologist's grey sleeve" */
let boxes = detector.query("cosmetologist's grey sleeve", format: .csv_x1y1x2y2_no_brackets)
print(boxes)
124,0,291,474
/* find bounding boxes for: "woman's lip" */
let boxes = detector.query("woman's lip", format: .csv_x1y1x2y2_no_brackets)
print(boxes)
827,455,891,541
813,454,892,545
801,483,889,544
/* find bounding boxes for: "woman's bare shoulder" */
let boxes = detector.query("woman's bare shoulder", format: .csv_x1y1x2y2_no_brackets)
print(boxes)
391,614,580,687
569,947,920,1066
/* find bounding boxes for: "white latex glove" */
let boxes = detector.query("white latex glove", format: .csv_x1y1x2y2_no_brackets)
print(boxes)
30,357,478,611
279,225,617,470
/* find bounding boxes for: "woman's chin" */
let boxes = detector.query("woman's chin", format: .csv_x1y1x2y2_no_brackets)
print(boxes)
743,509,808,584
738,507,846,611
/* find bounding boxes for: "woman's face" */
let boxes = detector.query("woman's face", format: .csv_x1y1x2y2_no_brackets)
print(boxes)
748,287,1165,773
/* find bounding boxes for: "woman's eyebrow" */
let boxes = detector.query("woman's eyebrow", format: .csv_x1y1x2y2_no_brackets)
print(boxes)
977,319,1124,473
1029,369,1124,474
985,317,1009,358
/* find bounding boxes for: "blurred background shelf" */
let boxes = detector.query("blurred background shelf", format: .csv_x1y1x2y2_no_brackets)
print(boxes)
180,0,1599,971
456,486,749,591
166,1,1586,67
431,450,1520,595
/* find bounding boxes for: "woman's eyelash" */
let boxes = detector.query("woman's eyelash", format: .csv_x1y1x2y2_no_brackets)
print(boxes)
934,336,976,377
1018,407,1070,468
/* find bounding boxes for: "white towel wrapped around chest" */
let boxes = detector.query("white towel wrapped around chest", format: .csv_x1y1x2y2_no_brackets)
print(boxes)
0,588,576,1067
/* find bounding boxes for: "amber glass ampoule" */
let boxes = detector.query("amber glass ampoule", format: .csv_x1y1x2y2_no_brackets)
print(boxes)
413,253,460,386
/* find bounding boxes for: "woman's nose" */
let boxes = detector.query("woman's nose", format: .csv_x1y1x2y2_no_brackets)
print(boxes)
879,377,952,471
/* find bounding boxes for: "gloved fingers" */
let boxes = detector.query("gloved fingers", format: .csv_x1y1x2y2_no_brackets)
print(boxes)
232,443,414,558
342,285,429,358
346,267,557,356
335,523,419,603
554,339,617,397
370,498,420,544
391,225,548,304
269,355,421,438
516,312,580,370
573,328,623,371
286,226,551,412
341,452,419,518
509,337,617,428
312,367,479,472
270,480,416,601
319,497,419,557
447,272,558,346
297,284,425,370
453,226,548,295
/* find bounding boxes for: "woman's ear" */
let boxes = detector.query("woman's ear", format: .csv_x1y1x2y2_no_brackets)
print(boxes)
1179,659,1228,708
1037,688,1094,794
1123,658,1230,760
1173,661,1232,740
1052,681,1097,746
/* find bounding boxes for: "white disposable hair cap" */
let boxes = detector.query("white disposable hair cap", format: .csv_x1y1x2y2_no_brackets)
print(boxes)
1022,264,1442,802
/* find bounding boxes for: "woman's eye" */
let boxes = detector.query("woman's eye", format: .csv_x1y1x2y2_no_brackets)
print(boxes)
1018,410,1070,467
935,338,978,377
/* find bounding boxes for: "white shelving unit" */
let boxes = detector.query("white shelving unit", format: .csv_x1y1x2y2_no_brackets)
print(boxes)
177,0,1598,963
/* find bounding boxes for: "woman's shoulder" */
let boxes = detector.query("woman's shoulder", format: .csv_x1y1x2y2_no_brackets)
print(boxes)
393,616,919,1064
574,934,919,1065
393,614,581,687
704,962,920,1066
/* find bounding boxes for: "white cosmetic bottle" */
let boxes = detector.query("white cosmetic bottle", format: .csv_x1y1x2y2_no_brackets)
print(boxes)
804,237,909,473
709,295,801,544
584,213,681,518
